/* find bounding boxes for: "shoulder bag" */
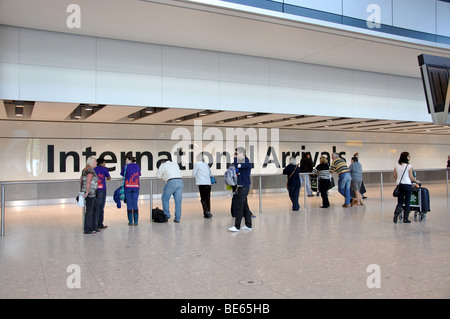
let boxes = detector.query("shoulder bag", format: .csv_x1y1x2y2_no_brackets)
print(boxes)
286,165,297,190
393,164,408,197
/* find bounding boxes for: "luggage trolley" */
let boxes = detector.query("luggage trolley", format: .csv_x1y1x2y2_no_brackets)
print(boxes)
310,174,319,196
400,183,430,222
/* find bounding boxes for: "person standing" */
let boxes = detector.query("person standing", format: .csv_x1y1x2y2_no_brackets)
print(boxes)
349,156,363,206
157,159,184,223
94,157,111,229
393,152,420,223
353,152,367,198
228,147,252,232
283,157,301,211
121,155,141,226
80,156,99,234
192,153,213,218
315,155,331,208
330,152,352,207
299,152,314,197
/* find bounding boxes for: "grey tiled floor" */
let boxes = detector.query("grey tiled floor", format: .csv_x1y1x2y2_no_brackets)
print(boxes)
1,184,449,299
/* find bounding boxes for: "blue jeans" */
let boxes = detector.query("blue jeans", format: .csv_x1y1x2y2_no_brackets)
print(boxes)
124,188,139,211
300,174,312,196
162,179,183,221
338,172,352,205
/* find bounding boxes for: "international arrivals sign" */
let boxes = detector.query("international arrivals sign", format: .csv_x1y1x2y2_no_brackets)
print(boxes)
1,120,446,181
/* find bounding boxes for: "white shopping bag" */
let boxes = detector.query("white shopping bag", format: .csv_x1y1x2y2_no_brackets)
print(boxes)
77,192,85,207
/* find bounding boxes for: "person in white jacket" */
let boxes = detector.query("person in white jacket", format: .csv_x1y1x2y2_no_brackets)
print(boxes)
192,153,213,218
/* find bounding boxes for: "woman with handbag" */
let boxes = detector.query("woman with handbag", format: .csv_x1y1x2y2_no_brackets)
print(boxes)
283,157,301,211
80,156,99,234
393,152,420,223
315,156,331,208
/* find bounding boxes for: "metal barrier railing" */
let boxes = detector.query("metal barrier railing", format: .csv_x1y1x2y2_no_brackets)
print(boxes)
1,169,449,236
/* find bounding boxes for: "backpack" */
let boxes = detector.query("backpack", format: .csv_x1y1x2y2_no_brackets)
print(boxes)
152,207,168,223
224,165,237,186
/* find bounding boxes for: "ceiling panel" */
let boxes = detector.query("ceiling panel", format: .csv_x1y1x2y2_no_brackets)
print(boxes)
268,116,337,128
134,108,199,124
1,100,448,135
31,102,78,121
217,113,292,127
0,100,6,119
86,105,145,122
179,111,255,125
338,120,398,130
299,118,364,129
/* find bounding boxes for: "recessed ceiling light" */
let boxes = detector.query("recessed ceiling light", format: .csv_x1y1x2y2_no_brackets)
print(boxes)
15,106,23,117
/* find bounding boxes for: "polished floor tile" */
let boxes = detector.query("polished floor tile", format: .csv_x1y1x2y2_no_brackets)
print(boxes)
1,183,449,299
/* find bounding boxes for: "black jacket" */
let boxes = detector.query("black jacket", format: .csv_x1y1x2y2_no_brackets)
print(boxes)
300,154,313,173
283,164,301,187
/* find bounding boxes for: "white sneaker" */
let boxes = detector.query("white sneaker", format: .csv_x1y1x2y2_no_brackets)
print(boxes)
228,226,240,232
241,225,252,231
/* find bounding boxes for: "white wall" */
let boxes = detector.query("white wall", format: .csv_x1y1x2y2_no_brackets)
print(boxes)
0,120,448,182
0,25,428,122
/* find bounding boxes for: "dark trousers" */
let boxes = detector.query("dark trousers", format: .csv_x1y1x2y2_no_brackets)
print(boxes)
287,184,300,211
96,189,106,228
198,185,211,214
318,178,330,208
84,196,99,233
396,184,412,212
233,186,252,229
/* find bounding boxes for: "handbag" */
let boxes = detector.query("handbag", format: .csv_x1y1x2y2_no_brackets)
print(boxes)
393,164,408,197
210,176,216,184
76,175,85,207
329,176,335,189
77,192,85,207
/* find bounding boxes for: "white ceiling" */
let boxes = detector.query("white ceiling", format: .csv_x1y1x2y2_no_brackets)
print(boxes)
1,100,449,135
1,0,449,134
1,0,449,78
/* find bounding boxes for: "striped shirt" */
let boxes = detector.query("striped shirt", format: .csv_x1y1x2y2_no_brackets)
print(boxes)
330,158,350,175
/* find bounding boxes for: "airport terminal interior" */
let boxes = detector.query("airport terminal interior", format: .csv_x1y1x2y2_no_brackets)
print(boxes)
1,0,450,300
1,184,449,299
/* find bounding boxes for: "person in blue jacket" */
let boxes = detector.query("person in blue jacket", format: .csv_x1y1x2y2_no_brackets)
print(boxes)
228,147,253,232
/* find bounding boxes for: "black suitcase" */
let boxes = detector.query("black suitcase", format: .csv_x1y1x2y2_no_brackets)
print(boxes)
420,187,430,213
412,186,430,222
